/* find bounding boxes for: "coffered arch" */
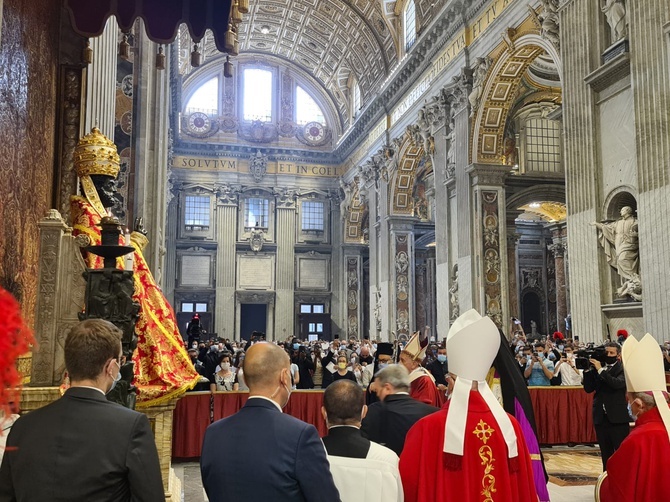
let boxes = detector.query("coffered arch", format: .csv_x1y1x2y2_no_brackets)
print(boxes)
390,134,430,215
472,29,562,165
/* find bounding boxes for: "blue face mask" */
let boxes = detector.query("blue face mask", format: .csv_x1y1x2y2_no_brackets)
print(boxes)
378,362,389,371
437,354,447,363
548,353,556,361
293,343,300,350
627,402,637,421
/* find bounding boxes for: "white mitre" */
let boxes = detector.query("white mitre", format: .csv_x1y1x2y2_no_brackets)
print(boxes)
622,334,670,441
443,309,518,458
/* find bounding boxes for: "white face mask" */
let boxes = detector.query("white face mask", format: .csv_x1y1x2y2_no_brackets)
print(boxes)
107,360,122,394
221,362,231,371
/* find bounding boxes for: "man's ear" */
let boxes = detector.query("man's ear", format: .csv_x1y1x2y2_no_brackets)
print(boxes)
321,406,328,424
361,404,368,420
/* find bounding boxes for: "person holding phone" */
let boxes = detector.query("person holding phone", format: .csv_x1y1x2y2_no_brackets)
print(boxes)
523,343,554,386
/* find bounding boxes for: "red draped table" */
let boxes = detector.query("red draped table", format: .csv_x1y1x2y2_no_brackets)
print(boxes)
172,387,596,459
528,386,596,445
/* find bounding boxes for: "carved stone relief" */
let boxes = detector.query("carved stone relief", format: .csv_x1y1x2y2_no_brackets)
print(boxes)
249,150,268,182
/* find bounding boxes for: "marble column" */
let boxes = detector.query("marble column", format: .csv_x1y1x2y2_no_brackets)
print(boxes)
559,0,603,341
133,36,171,275
274,191,297,340
164,195,178,305
365,179,381,339
467,165,509,328
506,230,520,319
378,176,392,341
343,249,362,339
414,261,427,333
83,16,118,139
214,188,238,340
389,218,416,338
548,239,567,333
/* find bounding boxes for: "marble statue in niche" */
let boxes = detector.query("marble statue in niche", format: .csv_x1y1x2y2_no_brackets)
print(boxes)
602,0,627,43
591,206,641,300
339,178,353,221
449,265,459,321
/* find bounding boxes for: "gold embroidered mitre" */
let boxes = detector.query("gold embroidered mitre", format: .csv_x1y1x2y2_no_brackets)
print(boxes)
73,127,120,217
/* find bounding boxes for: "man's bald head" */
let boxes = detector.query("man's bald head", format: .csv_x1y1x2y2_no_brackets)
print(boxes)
244,342,290,391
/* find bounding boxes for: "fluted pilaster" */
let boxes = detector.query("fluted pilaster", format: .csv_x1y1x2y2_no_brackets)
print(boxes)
275,206,296,340
629,0,670,338
83,16,118,138
215,203,237,339
560,0,603,341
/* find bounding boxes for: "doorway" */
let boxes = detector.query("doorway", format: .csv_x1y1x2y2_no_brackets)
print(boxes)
240,303,268,339
521,291,543,338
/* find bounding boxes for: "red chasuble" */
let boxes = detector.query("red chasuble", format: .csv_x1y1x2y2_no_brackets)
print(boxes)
71,196,199,406
600,406,669,501
399,391,538,502
410,372,442,407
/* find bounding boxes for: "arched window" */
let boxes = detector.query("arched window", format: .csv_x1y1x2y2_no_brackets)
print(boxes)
243,68,273,122
185,76,219,114
404,0,416,51
296,86,325,125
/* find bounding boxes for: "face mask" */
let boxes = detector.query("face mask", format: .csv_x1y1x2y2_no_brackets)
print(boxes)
293,343,300,350
338,362,347,370
221,362,231,371
536,352,544,359
566,353,573,360
378,362,389,371
627,402,637,421
548,353,556,361
604,355,618,365
192,343,198,349
373,344,377,350
558,345,564,351
437,354,447,363
107,360,121,394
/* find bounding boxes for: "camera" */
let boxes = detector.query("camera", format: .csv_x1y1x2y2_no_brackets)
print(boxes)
575,344,608,370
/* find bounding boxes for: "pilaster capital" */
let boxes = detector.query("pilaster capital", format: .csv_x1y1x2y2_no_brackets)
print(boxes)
274,187,299,209
466,163,509,187
547,241,565,257
215,183,241,206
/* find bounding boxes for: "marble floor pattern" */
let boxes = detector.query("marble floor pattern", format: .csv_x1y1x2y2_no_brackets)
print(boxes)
176,446,603,501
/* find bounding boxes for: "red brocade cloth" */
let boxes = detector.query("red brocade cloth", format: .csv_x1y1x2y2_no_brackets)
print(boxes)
399,391,538,502
71,196,199,406
528,386,596,444
600,406,670,502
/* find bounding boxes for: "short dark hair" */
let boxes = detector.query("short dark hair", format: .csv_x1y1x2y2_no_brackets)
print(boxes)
605,341,621,354
323,380,364,425
534,342,544,349
64,319,122,381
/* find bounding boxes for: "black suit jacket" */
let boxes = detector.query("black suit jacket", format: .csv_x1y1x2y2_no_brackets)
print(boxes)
360,393,439,456
322,426,371,459
200,398,340,502
0,387,164,502
583,361,629,424
426,359,448,387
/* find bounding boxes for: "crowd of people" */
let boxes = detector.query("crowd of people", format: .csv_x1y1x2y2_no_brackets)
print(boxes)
3,311,670,501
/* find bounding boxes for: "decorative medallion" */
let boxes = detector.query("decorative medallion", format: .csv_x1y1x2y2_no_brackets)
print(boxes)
250,228,264,252
249,150,268,182
304,122,325,143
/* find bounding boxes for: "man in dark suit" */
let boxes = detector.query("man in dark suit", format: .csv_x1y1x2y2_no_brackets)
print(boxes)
200,341,340,502
0,319,164,501
361,364,439,456
583,341,630,470
426,344,448,392
321,380,402,502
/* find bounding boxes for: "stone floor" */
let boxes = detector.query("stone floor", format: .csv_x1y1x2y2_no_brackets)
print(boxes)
176,446,602,501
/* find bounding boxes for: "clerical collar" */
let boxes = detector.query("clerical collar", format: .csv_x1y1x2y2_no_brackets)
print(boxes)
328,424,360,430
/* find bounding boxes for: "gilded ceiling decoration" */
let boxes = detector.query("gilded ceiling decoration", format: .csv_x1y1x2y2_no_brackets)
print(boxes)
518,201,567,222
185,0,400,126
